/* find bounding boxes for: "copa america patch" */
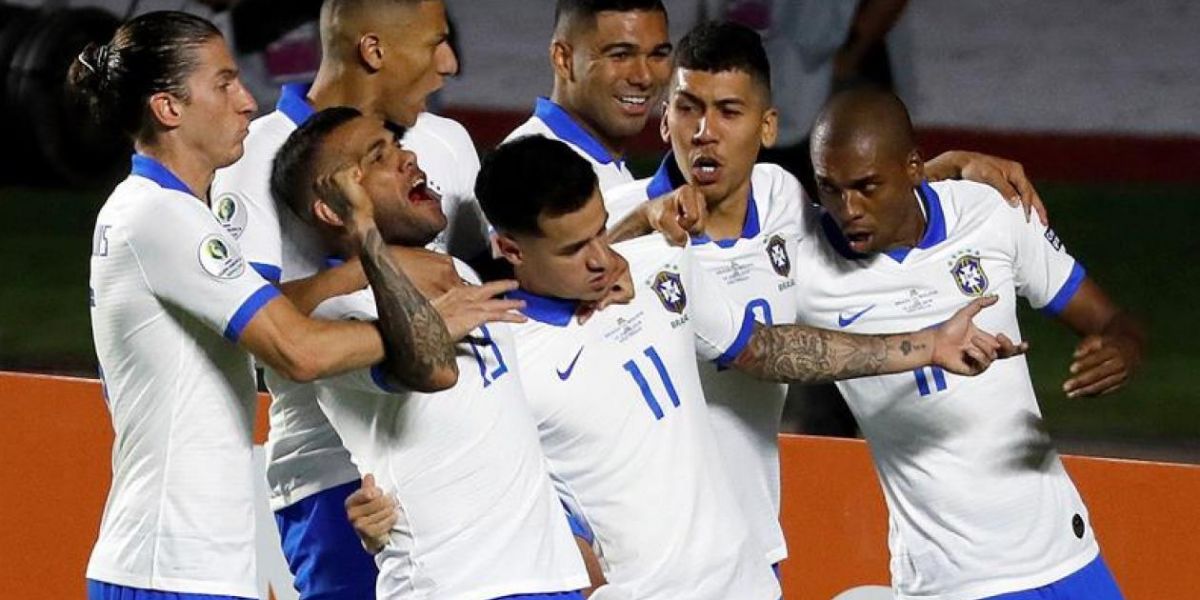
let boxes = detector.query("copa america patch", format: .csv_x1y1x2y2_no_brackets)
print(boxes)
766,234,791,277
211,192,248,239
652,271,687,314
198,234,246,279
950,254,989,297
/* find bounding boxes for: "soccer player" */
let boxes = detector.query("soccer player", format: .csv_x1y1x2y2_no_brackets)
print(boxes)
604,20,1048,572
271,109,593,599
375,135,1017,599
503,0,673,191
209,1,488,596
72,12,460,600
795,89,1141,598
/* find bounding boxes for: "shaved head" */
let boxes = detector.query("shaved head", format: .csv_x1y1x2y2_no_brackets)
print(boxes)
319,0,427,59
811,89,916,163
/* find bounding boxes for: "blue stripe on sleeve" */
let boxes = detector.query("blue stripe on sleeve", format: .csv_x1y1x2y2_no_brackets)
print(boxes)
714,305,759,368
561,501,594,543
250,262,282,284
1040,262,1087,317
224,284,281,342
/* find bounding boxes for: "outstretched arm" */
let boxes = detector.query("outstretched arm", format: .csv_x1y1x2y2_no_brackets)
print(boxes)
1057,278,1145,398
731,295,1026,383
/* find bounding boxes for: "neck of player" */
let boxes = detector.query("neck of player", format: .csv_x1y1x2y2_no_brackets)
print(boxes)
134,139,216,202
704,177,753,240
309,63,387,119
889,191,928,250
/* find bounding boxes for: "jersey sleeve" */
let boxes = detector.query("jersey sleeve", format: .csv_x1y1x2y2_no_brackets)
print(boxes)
1003,200,1085,315
126,194,279,342
212,154,284,282
685,251,757,365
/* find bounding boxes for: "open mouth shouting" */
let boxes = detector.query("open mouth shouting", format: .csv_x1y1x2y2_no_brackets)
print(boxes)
407,173,442,206
691,155,722,186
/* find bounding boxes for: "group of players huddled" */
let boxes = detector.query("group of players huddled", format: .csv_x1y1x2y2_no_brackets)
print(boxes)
75,1,1143,599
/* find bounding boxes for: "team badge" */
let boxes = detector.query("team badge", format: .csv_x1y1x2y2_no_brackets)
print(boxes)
198,234,246,279
211,192,248,239
950,254,989,296
652,271,687,314
766,235,791,277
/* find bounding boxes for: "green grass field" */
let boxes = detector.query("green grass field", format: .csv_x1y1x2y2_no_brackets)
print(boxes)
1,180,1196,445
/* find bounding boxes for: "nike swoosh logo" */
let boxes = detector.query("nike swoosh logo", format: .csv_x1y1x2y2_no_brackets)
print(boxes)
837,305,876,328
556,347,585,381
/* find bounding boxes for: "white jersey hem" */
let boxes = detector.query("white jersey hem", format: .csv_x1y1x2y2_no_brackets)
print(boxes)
383,574,591,600
894,543,1099,600
765,543,788,566
268,470,362,511
85,567,257,599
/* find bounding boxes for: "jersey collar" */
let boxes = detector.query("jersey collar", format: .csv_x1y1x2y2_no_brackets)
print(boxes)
130,154,197,198
821,180,946,263
648,153,761,249
508,288,577,327
533,97,622,167
277,82,316,126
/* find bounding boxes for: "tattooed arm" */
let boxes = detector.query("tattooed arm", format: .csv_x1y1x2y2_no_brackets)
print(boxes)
318,166,458,393
732,296,1027,382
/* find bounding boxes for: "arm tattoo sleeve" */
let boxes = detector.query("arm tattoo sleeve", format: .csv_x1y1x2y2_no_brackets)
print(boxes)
734,323,930,384
359,229,458,388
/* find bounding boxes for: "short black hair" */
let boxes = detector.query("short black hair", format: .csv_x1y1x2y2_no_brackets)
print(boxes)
675,21,771,94
476,136,598,236
554,0,667,35
67,11,222,139
271,106,364,223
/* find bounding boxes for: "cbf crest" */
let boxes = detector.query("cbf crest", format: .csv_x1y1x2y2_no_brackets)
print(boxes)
652,271,687,314
949,252,989,297
766,235,791,277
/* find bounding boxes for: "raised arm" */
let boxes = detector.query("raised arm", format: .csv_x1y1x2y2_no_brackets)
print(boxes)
1057,278,1145,398
731,295,1026,382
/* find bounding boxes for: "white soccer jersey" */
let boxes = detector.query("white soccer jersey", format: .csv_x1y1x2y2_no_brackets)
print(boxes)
210,83,492,510
311,260,587,600
87,155,280,597
502,97,635,192
793,180,1098,600
511,235,780,600
606,159,807,565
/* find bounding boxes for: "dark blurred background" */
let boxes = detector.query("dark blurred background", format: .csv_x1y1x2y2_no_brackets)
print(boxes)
1,0,1196,460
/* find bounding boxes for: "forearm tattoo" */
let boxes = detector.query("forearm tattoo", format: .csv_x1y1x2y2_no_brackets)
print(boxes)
360,229,457,386
736,324,927,384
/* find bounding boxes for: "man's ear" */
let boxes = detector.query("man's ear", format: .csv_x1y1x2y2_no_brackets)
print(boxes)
359,33,384,72
147,91,184,129
312,199,345,228
659,101,671,143
550,39,575,82
907,149,925,185
494,233,524,267
760,106,779,149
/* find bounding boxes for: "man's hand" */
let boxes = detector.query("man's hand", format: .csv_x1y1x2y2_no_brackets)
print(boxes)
387,246,462,299
431,280,528,340
1063,333,1141,398
932,295,1029,375
345,474,398,555
645,184,707,246
576,251,634,324
926,151,1048,226
314,163,376,240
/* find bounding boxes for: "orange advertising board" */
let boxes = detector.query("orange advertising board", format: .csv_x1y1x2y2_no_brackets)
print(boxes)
1,372,1197,599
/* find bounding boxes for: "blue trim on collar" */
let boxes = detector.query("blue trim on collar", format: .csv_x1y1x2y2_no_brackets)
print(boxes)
533,97,620,166
691,188,760,249
884,181,947,263
509,288,577,327
130,154,197,198
646,154,682,199
277,82,316,126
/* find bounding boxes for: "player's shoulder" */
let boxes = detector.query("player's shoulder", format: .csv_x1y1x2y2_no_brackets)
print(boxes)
751,162,807,232
409,112,478,157
215,111,293,185
615,234,688,279
603,176,653,226
502,116,551,145
928,179,1009,218
107,175,198,224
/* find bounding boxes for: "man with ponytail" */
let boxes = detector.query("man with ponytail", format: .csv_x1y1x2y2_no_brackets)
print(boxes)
73,11,469,600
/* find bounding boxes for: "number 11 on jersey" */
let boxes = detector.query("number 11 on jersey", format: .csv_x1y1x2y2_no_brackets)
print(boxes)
623,346,681,420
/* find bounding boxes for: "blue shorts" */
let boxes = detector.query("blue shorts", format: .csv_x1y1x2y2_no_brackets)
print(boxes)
495,592,584,600
87,581,251,600
983,556,1124,600
275,480,379,600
